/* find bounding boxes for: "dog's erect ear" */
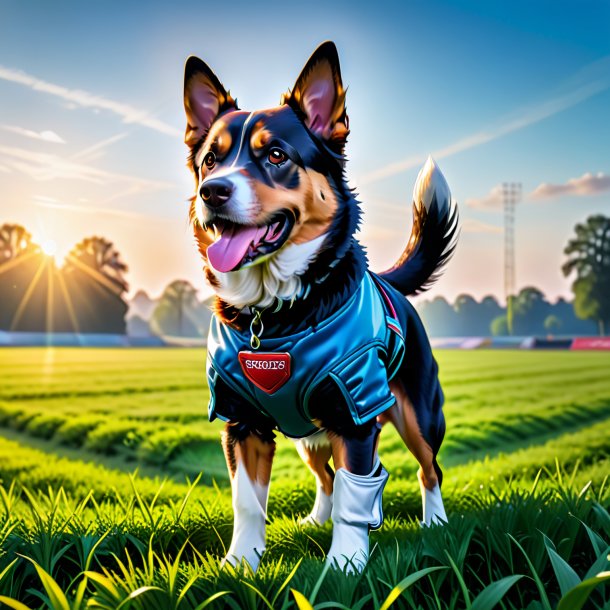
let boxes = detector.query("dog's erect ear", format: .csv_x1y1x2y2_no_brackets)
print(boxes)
183,56,237,149
283,41,349,151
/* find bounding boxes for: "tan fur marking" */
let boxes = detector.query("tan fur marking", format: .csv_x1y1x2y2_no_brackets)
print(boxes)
215,127,232,157
292,169,338,244
249,168,337,245
250,121,271,150
232,433,276,486
189,199,214,253
296,442,334,495
386,378,438,490
250,172,312,220
193,120,231,168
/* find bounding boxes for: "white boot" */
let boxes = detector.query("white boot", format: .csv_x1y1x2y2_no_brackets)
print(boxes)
326,458,389,573
419,470,448,526
222,461,268,571
300,480,333,526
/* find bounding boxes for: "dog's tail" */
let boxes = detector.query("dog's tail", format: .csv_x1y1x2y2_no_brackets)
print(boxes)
378,156,459,296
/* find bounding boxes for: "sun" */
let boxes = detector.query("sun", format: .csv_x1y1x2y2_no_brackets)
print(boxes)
41,239,58,262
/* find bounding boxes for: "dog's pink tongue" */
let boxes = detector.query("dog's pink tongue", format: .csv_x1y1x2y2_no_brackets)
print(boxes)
207,224,263,272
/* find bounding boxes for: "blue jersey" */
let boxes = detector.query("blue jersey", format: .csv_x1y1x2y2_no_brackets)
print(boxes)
206,272,406,438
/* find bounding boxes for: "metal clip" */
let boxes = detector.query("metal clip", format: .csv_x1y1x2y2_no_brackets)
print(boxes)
249,308,264,350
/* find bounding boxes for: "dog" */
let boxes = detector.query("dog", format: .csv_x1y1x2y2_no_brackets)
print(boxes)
183,41,458,573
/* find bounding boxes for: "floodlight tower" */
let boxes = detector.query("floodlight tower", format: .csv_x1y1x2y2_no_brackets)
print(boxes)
502,182,521,335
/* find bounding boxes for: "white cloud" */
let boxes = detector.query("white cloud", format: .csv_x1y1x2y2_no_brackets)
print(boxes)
32,195,151,220
358,58,610,186
1,124,65,143
71,133,128,163
466,184,505,210
0,144,174,191
529,171,610,200
0,65,181,137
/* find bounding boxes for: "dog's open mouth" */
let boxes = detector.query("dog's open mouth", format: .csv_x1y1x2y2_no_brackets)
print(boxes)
207,211,295,272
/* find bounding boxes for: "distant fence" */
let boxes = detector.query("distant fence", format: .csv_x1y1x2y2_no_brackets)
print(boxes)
430,336,610,350
0,331,205,347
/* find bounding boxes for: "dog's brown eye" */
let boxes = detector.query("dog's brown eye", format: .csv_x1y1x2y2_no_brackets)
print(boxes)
204,151,216,169
268,148,287,166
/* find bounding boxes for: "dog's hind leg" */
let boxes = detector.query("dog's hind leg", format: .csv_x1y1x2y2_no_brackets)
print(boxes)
221,422,276,572
294,431,334,526
385,377,447,526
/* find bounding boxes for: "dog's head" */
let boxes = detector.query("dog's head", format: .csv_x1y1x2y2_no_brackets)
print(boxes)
184,42,353,306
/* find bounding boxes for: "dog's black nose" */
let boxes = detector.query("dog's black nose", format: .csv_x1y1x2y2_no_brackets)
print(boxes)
200,178,233,208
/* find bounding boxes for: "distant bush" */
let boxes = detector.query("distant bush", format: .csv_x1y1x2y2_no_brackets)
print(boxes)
55,415,107,447
84,421,145,455
137,427,210,465
9,409,38,431
26,413,67,439
0,403,20,426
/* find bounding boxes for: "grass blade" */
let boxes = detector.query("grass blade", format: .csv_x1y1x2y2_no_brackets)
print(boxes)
0,597,33,610
193,591,231,610
379,566,448,610
445,551,471,609
291,589,314,610
309,561,332,605
271,557,302,606
583,547,610,581
508,534,552,610
557,571,610,610
22,557,70,610
543,535,580,596
470,575,524,610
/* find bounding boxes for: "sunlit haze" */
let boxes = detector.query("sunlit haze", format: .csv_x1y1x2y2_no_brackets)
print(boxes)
1,0,609,304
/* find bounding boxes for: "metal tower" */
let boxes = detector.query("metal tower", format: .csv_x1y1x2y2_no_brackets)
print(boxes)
502,182,521,335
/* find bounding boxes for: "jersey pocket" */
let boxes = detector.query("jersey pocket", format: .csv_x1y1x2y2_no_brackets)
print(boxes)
328,341,396,425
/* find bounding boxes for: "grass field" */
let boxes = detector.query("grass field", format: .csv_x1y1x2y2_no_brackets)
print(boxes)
0,348,609,609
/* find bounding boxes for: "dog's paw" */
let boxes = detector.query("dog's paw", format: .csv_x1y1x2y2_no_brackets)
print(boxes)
299,514,324,527
300,488,332,527
220,549,262,573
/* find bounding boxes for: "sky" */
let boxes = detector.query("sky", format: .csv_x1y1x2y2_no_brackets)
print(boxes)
1,0,609,304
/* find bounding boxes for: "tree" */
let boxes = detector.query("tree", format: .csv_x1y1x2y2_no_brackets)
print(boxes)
544,314,562,334
417,296,457,337
0,224,48,331
150,280,202,337
63,237,128,293
512,286,551,335
0,224,38,263
61,237,129,333
562,215,610,336
453,294,481,335
490,315,508,336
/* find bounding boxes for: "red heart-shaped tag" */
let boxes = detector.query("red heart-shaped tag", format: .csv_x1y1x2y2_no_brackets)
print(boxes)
238,351,291,394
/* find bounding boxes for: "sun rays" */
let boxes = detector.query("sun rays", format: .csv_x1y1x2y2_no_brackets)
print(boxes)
0,226,129,335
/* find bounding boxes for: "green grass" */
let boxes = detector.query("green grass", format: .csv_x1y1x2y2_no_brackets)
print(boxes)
0,347,609,608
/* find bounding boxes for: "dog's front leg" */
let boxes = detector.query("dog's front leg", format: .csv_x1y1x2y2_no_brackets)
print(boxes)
326,421,388,573
221,423,275,572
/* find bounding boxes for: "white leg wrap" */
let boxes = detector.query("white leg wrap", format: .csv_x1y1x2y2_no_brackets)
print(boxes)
326,458,389,573
419,472,448,526
300,480,333,526
222,461,268,571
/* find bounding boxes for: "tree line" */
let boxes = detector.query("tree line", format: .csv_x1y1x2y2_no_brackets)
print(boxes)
417,288,596,337
418,214,610,337
1,214,608,336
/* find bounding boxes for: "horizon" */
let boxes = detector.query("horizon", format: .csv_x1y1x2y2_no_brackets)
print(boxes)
1,0,609,305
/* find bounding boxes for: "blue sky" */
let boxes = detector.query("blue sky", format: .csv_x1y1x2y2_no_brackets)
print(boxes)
1,0,609,303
